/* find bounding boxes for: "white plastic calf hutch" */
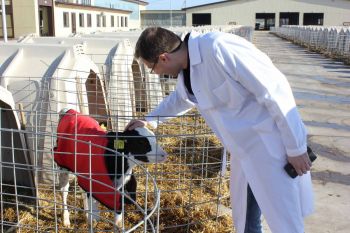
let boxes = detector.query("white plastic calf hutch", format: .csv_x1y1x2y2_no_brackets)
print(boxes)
0,43,161,232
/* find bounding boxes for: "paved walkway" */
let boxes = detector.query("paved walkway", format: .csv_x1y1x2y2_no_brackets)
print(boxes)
253,31,350,233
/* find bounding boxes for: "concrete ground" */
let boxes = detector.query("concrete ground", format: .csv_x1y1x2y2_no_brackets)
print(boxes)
252,31,350,233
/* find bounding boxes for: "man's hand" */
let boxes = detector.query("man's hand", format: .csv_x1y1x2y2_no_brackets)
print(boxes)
125,119,147,131
287,152,312,176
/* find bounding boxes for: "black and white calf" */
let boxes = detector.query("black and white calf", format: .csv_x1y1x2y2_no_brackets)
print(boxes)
54,109,167,227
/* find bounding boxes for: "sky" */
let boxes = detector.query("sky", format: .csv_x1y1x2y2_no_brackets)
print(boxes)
145,0,225,10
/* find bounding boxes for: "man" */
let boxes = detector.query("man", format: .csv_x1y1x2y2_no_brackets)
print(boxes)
126,27,314,233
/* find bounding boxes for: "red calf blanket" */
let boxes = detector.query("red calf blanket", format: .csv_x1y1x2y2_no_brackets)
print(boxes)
54,109,121,211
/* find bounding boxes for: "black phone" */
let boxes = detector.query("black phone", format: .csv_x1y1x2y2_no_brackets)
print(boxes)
284,146,317,178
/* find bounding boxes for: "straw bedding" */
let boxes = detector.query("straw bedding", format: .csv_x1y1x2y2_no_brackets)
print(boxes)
1,113,234,232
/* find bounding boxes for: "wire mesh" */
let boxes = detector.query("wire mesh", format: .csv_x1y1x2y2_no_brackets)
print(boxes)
1,28,233,231
0,108,161,232
272,26,350,64
151,114,231,232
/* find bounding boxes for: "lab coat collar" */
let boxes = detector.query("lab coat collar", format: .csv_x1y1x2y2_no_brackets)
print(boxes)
177,71,195,103
188,31,202,66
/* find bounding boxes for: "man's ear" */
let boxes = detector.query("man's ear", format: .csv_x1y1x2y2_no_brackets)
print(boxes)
159,53,169,63
124,174,137,204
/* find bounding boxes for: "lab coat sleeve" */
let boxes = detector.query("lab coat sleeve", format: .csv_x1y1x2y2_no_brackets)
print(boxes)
145,89,195,128
214,38,307,157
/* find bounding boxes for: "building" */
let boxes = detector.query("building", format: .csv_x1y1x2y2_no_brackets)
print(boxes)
0,0,147,39
141,10,186,27
183,0,350,29
54,1,131,37
95,0,148,30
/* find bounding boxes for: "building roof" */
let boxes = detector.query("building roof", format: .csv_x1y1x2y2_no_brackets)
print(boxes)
182,0,228,10
121,0,148,6
182,0,350,10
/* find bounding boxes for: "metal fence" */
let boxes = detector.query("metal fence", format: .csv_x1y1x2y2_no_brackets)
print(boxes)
0,68,231,232
271,26,350,63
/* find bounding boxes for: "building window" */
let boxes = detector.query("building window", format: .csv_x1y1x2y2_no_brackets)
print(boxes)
87,14,91,27
121,16,124,27
63,12,69,27
81,0,91,5
97,15,101,27
0,14,14,38
0,0,14,38
279,12,299,26
111,15,114,27
303,13,324,26
192,13,211,26
102,15,106,27
125,17,128,27
79,13,84,27
117,16,119,27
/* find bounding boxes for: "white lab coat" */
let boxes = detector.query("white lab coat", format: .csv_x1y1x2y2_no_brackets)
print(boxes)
146,31,314,233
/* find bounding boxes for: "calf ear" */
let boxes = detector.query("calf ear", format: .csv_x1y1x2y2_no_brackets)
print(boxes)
124,174,137,204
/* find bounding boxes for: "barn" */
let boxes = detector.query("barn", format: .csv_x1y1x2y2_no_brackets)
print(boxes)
183,0,350,29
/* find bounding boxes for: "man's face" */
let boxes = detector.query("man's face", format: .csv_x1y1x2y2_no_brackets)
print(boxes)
141,55,181,77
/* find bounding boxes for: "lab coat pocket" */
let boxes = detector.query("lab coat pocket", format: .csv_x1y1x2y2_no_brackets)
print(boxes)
252,118,285,161
212,80,245,109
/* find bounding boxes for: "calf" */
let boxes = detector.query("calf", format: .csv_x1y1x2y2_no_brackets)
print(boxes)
54,109,167,227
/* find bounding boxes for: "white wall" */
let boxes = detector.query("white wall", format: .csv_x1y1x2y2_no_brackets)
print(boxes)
54,6,130,37
185,0,350,27
128,4,146,29
12,0,39,37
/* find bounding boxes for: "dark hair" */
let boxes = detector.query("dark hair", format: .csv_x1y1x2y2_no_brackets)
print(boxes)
134,27,180,63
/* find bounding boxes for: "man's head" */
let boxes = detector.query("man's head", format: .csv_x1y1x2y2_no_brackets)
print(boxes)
135,27,186,76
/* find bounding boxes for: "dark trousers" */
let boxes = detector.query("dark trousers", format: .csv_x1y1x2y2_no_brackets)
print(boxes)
244,185,263,233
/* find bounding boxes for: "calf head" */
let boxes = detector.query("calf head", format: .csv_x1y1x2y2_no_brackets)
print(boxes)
104,127,167,205
106,127,167,164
